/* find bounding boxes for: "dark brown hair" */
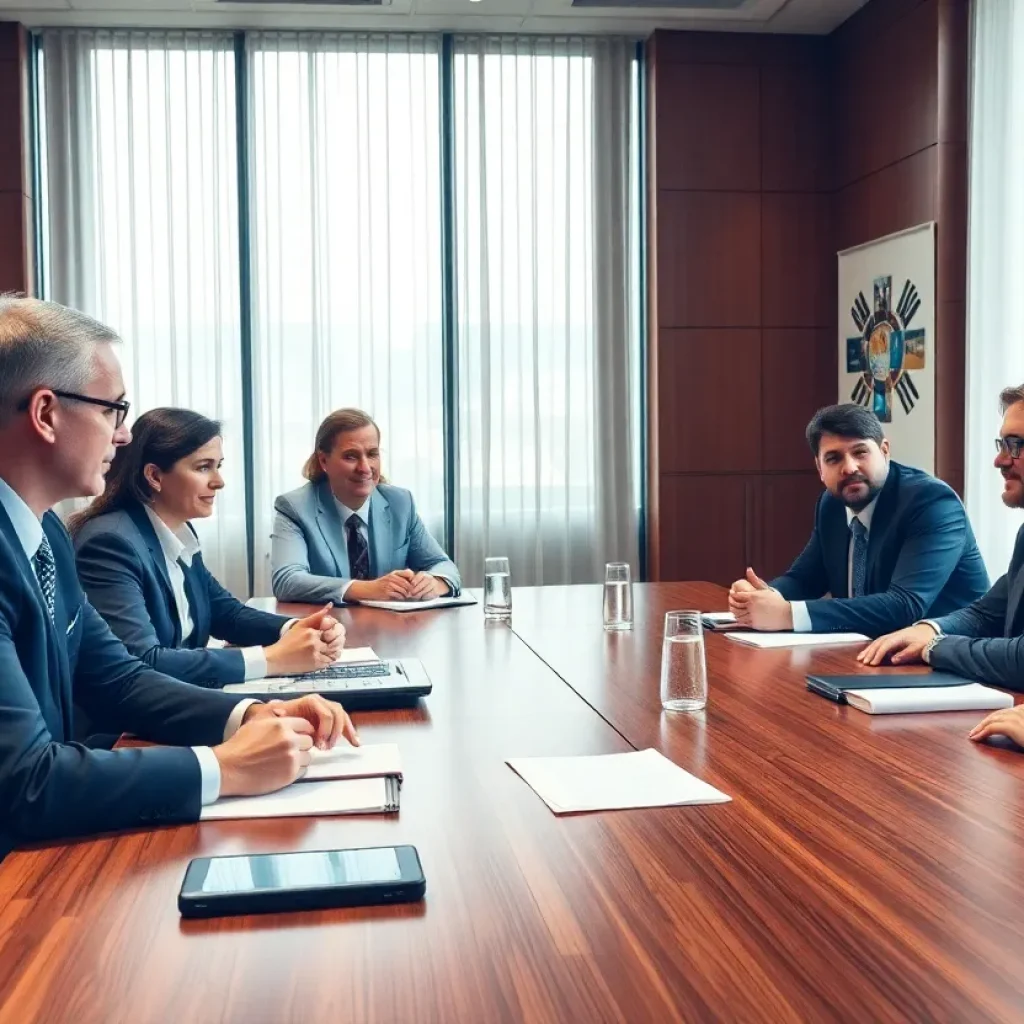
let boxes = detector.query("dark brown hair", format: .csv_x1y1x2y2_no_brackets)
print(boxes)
1000,384,1024,413
69,407,221,534
303,408,382,484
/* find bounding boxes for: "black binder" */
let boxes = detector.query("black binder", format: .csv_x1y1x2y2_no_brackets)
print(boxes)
806,671,973,703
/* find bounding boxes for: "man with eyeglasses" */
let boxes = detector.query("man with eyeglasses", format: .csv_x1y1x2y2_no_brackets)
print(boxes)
860,385,1024,702
0,295,359,860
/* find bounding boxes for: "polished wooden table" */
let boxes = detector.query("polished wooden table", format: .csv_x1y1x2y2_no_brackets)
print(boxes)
2,585,1023,1022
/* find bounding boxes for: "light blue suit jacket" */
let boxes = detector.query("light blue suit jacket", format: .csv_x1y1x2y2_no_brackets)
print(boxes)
271,479,461,603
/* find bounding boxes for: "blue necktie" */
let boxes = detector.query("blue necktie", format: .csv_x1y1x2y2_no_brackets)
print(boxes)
33,533,57,623
850,517,868,598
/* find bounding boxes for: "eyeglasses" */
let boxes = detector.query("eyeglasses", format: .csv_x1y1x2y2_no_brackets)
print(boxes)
995,436,1024,459
18,390,131,429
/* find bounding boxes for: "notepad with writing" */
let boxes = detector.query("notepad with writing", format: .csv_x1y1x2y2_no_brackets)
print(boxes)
843,683,1013,715
200,777,400,821
506,748,730,815
724,631,869,648
354,594,478,612
300,743,402,783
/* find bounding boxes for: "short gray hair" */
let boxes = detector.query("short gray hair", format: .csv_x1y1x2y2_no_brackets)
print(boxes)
0,295,121,422
1000,383,1024,413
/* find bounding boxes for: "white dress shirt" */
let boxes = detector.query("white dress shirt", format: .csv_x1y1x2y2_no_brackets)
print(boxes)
790,498,878,633
0,478,251,805
143,506,275,681
333,495,454,598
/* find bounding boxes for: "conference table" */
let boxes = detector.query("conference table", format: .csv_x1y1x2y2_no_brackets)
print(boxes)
2,583,1024,1022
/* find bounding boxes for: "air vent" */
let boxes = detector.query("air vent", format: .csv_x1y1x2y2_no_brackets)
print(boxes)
572,0,745,7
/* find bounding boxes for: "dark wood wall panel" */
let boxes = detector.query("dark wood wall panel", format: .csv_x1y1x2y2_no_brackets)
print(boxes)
658,329,762,475
0,22,30,295
657,191,761,328
647,0,970,582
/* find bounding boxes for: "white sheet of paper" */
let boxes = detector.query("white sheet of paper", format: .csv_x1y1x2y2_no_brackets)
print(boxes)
200,777,391,821
356,595,478,612
300,743,402,783
724,631,869,648
333,646,380,664
845,683,1014,715
507,748,731,815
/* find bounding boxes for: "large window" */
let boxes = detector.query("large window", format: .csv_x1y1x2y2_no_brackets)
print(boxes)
37,30,641,593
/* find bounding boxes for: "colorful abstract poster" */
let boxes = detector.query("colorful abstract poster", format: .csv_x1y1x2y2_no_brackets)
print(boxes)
838,223,936,473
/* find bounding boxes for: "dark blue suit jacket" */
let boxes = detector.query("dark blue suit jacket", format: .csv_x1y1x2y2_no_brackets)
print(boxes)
74,503,291,687
0,504,244,859
930,524,1024,688
769,461,990,637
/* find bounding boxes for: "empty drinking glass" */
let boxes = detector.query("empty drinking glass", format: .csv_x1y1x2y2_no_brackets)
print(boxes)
660,611,707,712
483,557,512,620
603,562,633,631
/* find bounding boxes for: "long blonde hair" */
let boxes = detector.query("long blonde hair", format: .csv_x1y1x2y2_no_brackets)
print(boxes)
303,408,383,484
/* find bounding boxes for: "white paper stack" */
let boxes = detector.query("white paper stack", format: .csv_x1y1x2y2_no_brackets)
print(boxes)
356,594,478,612
844,683,1013,715
201,776,400,821
506,748,731,815
724,631,869,649
301,743,403,783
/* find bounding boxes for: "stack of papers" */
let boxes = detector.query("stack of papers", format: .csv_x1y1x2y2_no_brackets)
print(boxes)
356,594,478,612
506,748,731,815
200,776,400,821
724,631,869,649
301,743,402,783
844,683,1014,715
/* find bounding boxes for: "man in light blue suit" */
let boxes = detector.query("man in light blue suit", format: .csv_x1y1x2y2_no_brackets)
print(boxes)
272,408,461,605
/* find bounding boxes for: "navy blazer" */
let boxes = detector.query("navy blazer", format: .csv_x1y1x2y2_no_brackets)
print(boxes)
0,504,244,859
930,524,1024,689
74,503,291,687
769,461,990,637
272,480,461,604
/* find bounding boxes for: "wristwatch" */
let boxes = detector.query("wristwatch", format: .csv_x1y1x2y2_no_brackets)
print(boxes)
922,632,945,664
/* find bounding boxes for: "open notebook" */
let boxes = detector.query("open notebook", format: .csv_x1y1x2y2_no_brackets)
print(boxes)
843,684,1013,715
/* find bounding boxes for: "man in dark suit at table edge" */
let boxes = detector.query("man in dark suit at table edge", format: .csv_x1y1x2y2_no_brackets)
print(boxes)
0,295,358,860
729,403,990,638
860,384,1024,707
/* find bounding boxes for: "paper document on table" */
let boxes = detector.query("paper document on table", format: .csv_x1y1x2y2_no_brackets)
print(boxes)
844,683,1013,715
724,632,869,648
200,777,400,820
300,743,402,783
355,595,477,612
507,748,730,815
333,646,381,664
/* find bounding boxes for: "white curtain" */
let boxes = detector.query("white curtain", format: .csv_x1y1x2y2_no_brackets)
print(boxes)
40,30,247,596
452,36,639,586
247,32,444,597
967,2,1024,579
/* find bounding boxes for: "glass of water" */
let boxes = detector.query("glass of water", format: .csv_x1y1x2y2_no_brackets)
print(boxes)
603,562,633,630
483,556,512,621
660,611,707,712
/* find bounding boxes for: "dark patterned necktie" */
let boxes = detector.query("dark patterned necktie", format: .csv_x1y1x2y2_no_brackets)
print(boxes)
346,514,370,581
33,533,57,623
850,517,868,598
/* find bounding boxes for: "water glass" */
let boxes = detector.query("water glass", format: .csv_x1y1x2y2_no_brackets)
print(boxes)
603,562,633,631
660,611,707,712
483,557,512,620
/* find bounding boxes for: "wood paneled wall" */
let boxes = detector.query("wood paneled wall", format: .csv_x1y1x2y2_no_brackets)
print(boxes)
647,0,971,584
647,32,834,584
0,23,32,296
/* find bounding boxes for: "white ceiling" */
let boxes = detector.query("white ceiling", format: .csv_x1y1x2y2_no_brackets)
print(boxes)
0,0,869,37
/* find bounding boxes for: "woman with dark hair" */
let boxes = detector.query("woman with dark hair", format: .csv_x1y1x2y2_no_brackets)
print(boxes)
271,408,461,604
72,408,346,687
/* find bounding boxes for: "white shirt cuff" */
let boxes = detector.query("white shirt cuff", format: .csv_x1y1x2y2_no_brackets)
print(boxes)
338,579,355,601
192,745,222,805
916,620,943,635
280,618,298,636
430,574,454,595
790,601,812,632
241,646,268,681
225,698,259,739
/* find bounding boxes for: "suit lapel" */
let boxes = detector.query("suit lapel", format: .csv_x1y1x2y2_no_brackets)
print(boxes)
315,479,349,577
822,504,851,597
863,465,899,589
180,558,206,645
1007,564,1024,635
369,489,391,577
127,502,187,645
